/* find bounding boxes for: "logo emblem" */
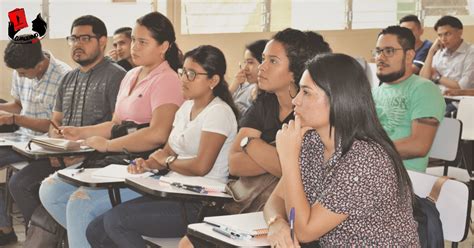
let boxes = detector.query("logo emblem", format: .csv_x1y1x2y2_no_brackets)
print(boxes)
8,8,47,44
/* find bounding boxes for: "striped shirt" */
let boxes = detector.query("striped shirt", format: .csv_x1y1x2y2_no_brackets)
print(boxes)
11,51,71,135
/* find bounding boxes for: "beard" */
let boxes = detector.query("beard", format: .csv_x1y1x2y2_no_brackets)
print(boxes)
376,54,407,83
73,49,101,67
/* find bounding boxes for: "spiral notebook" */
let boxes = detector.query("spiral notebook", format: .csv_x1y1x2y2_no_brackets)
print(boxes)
30,137,82,151
204,211,268,237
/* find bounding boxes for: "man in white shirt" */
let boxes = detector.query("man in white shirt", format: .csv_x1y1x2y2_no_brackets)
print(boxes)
420,15,474,90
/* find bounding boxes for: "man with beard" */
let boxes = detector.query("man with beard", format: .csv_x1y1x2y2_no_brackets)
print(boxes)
372,26,445,172
7,15,125,232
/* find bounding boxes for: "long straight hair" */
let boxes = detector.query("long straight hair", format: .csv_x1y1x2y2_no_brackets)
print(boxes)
306,53,413,200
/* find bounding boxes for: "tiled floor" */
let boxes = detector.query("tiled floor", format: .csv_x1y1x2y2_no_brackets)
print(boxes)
2,204,473,247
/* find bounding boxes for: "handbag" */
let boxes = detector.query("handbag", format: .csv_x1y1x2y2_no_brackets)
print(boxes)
110,120,149,139
223,173,279,214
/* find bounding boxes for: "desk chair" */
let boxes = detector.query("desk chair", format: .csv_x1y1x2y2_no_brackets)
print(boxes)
142,236,180,248
408,170,471,247
456,98,474,189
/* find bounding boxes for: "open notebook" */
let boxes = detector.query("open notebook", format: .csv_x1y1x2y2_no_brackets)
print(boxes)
31,137,82,151
91,164,153,179
204,211,268,237
159,175,226,193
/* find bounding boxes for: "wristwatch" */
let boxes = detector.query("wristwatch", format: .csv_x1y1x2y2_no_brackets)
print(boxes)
240,136,256,153
165,155,177,170
432,74,442,84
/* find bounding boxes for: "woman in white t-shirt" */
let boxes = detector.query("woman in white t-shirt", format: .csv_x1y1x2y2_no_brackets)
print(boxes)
86,45,239,247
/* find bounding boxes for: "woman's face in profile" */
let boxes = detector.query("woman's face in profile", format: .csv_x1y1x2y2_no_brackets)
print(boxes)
242,49,260,84
257,40,293,93
292,70,330,129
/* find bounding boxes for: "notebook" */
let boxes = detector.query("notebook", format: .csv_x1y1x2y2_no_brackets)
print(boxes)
91,164,153,179
30,137,82,151
159,175,227,193
204,211,268,237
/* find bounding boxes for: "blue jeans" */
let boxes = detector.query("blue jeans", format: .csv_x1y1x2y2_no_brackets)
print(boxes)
86,196,202,248
0,147,27,228
39,171,141,248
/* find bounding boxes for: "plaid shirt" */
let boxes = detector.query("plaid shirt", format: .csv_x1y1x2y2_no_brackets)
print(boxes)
11,51,71,135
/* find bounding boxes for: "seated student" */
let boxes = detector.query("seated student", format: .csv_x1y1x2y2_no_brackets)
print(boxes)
372,26,445,172
0,38,71,245
399,14,432,74
179,29,332,248
38,12,182,248
420,15,474,90
86,45,239,248
7,14,125,236
228,39,267,114
264,53,419,247
107,27,136,71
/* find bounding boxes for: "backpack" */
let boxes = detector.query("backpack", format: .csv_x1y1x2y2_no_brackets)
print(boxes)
24,205,67,248
413,176,448,248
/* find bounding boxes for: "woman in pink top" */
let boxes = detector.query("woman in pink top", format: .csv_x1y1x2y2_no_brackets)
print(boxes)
39,12,184,248
59,12,183,154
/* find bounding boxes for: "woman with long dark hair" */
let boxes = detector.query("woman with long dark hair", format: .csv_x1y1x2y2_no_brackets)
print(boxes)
86,45,239,248
264,53,419,247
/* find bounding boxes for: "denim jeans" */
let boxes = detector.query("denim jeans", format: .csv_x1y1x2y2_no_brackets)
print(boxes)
0,147,27,228
9,159,57,225
39,171,141,248
86,196,202,248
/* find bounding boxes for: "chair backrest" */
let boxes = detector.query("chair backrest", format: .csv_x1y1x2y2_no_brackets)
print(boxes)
456,97,474,140
408,170,471,242
428,118,462,161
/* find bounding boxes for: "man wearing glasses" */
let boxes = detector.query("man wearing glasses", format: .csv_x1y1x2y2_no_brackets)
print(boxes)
7,15,125,233
372,26,445,172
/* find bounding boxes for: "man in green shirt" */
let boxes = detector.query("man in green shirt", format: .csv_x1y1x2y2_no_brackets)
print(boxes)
372,26,445,172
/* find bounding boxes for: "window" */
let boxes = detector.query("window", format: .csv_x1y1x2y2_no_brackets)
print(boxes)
0,0,42,40
181,0,268,34
423,0,474,26
48,0,154,38
290,0,347,31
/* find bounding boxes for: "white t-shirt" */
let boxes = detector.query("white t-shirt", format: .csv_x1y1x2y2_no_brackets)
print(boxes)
167,97,238,182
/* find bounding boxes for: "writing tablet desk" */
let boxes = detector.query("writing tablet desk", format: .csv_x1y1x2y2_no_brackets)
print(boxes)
187,223,269,248
125,177,233,248
57,168,125,206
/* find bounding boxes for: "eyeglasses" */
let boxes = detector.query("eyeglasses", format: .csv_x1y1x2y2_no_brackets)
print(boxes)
371,47,405,58
66,35,98,46
178,68,209,82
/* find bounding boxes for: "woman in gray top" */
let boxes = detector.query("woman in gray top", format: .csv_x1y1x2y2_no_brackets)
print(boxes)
229,39,267,115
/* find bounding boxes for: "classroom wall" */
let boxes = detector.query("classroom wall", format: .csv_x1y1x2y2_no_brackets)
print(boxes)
1,26,474,101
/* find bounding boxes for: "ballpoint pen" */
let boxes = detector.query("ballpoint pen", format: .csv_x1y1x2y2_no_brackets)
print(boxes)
71,167,85,177
50,120,63,135
123,159,159,174
289,207,295,241
170,182,207,194
211,226,252,240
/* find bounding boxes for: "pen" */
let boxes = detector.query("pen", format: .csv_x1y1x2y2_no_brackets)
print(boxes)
211,226,251,240
50,120,62,135
72,167,85,177
170,182,207,194
289,207,295,242
123,159,159,174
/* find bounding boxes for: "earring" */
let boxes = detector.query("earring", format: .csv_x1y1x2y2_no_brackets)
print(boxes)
210,86,214,90
289,82,297,99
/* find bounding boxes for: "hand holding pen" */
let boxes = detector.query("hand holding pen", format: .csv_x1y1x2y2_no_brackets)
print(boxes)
127,158,149,174
50,120,63,137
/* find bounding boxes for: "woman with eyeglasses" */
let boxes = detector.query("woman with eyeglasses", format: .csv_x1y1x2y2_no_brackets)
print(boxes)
86,45,239,248
38,12,184,248
228,39,268,114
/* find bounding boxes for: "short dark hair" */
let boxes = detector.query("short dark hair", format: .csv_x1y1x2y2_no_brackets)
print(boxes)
434,15,463,31
4,38,44,69
245,39,268,64
305,53,413,201
272,28,331,86
70,15,107,38
114,27,132,39
399,14,421,27
378,25,415,50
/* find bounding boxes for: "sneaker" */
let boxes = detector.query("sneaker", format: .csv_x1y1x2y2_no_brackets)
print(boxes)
0,230,18,246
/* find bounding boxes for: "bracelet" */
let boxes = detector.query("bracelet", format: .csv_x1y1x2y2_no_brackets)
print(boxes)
267,215,285,227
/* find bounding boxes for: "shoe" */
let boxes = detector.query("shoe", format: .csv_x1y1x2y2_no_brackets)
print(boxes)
0,230,18,246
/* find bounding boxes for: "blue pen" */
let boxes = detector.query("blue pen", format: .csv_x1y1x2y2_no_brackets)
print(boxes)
289,207,295,241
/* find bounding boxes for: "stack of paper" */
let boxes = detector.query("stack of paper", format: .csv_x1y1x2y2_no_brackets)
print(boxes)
31,137,81,151
91,164,153,179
